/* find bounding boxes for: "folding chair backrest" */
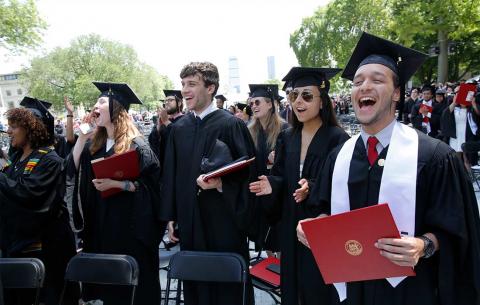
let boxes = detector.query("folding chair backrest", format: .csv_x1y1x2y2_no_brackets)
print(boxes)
64,253,139,286
168,251,247,283
0,258,45,288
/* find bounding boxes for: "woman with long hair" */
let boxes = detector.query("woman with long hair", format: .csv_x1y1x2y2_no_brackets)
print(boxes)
0,101,77,305
247,84,287,256
249,67,349,305
67,82,162,305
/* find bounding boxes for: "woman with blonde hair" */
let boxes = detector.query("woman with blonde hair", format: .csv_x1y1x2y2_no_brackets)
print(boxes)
247,84,287,255
67,82,162,305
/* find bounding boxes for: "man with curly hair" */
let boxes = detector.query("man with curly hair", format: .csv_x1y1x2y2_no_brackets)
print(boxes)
161,62,257,305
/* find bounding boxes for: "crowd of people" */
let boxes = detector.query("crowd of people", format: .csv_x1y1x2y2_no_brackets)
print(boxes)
0,31,480,305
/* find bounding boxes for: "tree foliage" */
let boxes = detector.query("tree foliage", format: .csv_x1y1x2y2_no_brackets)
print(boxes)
0,0,46,53
290,0,480,90
21,34,173,111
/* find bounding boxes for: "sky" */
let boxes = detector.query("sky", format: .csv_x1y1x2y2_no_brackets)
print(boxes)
0,0,329,99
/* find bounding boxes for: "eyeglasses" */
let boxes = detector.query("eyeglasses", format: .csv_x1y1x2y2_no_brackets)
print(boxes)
288,91,320,103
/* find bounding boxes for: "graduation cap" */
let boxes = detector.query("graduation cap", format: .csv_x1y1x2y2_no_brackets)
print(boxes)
248,84,279,113
20,96,55,140
20,96,53,110
163,90,183,100
282,67,341,93
236,103,253,117
93,82,143,122
435,88,446,95
341,32,428,104
282,80,293,92
215,94,227,102
341,32,428,82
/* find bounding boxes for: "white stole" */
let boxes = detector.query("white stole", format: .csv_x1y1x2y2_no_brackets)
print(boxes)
330,122,418,302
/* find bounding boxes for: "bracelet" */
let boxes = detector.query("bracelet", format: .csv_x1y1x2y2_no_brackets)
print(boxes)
67,114,73,118
123,180,130,191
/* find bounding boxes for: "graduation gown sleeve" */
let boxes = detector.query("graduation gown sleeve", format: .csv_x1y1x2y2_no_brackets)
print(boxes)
219,118,258,234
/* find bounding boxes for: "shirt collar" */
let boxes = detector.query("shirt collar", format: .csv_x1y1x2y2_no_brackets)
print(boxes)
360,118,397,150
194,101,218,120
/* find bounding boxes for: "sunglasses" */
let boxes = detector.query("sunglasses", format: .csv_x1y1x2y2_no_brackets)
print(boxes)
249,99,264,107
288,91,320,103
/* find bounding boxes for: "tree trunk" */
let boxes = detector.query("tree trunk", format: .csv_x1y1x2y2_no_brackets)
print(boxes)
437,30,448,83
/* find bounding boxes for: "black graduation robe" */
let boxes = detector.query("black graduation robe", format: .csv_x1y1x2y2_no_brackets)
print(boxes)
252,123,288,252
66,137,162,305
308,130,480,305
263,126,349,305
411,100,446,138
160,110,257,305
0,147,77,305
440,106,480,164
148,115,184,171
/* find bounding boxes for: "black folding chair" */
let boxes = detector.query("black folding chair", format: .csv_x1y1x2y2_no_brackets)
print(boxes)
58,253,139,305
0,258,45,305
164,251,248,305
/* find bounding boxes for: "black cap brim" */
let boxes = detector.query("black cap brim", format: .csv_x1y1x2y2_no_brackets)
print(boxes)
163,90,183,100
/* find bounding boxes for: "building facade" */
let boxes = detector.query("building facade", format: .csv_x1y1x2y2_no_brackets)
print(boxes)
0,73,27,112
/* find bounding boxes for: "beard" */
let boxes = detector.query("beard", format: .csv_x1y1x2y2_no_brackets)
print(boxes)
166,105,178,115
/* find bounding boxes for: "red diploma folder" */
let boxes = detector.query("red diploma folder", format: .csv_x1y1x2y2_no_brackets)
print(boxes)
301,204,415,284
249,257,280,286
457,83,477,106
91,149,140,198
202,156,255,181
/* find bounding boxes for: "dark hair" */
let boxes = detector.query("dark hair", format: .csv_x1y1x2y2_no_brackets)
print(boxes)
174,96,183,112
180,62,219,97
292,88,340,131
6,108,52,148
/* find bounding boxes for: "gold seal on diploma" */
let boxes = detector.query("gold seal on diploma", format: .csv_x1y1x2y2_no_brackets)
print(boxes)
378,159,385,167
345,240,363,256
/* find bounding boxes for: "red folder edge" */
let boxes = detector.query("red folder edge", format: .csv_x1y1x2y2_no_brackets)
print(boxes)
301,204,415,284
249,257,280,287
91,149,140,198
202,157,255,181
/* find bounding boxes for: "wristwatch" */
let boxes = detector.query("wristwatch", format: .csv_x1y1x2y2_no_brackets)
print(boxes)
418,235,435,258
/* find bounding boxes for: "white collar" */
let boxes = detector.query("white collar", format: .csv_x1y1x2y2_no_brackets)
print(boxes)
194,101,218,120
360,118,396,150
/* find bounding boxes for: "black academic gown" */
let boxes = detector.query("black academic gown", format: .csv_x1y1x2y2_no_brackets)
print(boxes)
148,115,184,170
67,137,162,305
309,130,480,305
264,126,349,305
160,110,257,305
253,123,288,252
0,148,77,305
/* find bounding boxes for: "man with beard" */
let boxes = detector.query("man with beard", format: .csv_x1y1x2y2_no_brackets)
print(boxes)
298,32,480,305
148,90,184,166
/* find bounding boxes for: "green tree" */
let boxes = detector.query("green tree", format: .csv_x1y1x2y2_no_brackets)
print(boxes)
391,0,480,82
0,0,46,53
290,0,392,93
290,0,480,85
21,34,172,111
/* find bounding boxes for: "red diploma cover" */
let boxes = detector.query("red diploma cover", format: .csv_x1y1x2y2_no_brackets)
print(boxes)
91,149,140,198
202,157,255,181
249,257,280,286
302,204,415,284
457,83,477,106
